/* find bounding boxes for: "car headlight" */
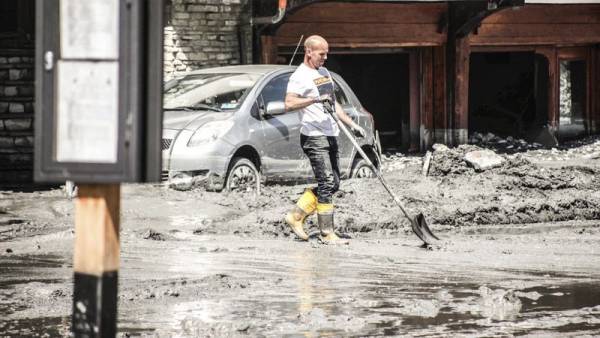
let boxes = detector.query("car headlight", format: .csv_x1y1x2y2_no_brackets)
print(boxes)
187,120,234,147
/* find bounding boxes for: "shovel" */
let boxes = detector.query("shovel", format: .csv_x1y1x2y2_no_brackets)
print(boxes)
325,101,440,246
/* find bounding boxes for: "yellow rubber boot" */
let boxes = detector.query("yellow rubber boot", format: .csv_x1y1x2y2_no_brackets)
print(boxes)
285,189,317,241
317,203,349,245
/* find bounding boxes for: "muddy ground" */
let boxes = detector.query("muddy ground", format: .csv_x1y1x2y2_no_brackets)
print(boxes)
1,138,600,336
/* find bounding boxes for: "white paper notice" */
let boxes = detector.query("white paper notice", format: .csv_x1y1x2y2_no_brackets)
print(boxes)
60,0,119,59
56,61,119,163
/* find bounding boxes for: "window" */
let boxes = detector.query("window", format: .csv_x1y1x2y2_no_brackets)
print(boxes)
333,81,349,105
260,73,291,106
163,73,261,111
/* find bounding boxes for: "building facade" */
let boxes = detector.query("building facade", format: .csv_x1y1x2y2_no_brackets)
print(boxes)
257,0,600,151
1,0,599,187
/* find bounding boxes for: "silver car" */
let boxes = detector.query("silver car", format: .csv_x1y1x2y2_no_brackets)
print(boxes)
162,65,380,191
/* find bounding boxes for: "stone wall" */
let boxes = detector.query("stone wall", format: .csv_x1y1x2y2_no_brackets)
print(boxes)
0,47,35,187
163,0,253,80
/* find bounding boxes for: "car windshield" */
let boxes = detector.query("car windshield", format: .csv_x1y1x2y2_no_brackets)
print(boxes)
163,73,261,111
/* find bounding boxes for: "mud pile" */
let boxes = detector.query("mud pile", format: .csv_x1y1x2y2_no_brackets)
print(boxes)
524,136,600,162
427,144,486,176
169,138,600,237
470,132,545,153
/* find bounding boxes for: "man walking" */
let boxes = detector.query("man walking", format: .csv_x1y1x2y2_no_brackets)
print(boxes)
284,35,365,244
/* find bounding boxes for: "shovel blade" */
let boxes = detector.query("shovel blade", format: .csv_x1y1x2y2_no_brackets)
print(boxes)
411,213,439,245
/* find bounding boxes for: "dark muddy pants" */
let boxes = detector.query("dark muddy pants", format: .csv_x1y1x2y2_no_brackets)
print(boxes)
300,134,340,204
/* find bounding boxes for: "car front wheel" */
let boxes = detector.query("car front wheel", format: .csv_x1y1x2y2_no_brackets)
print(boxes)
225,157,261,193
351,158,376,179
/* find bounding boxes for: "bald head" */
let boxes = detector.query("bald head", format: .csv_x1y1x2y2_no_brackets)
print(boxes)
304,35,328,50
303,35,329,69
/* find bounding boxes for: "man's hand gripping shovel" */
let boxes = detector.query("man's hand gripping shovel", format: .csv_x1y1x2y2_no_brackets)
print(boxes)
320,97,440,247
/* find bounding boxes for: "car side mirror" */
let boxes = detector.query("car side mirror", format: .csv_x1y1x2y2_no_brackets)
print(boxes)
265,101,286,116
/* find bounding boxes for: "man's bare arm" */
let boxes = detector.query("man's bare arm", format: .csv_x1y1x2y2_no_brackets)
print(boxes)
335,101,366,137
334,101,353,126
285,93,317,112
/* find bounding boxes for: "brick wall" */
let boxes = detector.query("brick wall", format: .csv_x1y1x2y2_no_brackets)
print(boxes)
0,47,35,187
163,0,252,80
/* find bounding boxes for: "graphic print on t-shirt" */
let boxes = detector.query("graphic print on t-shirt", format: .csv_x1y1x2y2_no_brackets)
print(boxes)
314,67,334,99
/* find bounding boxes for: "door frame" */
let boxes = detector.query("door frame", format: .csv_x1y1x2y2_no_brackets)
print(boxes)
555,46,592,137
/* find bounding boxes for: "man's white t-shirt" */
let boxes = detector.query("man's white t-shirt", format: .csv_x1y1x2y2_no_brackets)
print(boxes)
286,63,339,137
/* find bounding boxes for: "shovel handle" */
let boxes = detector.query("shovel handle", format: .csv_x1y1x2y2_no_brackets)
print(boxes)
330,113,412,221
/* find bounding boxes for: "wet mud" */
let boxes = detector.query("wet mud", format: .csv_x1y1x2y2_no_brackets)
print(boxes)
2,140,600,335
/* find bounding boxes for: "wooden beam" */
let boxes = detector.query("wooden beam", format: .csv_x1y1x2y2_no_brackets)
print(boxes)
594,46,600,133
471,45,538,53
454,37,470,144
276,23,445,41
72,184,120,337
482,4,600,24
409,51,420,152
285,3,447,24
260,35,277,64
421,47,434,150
433,45,446,143
470,23,600,46
536,47,558,132
275,39,442,48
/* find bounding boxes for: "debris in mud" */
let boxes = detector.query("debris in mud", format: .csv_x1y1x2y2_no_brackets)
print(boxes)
435,290,453,301
523,135,600,162
164,289,180,297
464,150,505,171
427,143,530,176
470,132,545,153
236,323,250,332
477,286,522,320
142,229,168,241
49,289,69,300
433,144,449,152
428,144,482,176
381,153,422,172
515,291,543,301
422,151,433,176
400,299,440,318
5,248,12,253
199,273,250,290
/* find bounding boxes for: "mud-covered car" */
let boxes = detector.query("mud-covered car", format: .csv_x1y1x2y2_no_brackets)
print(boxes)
162,65,381,191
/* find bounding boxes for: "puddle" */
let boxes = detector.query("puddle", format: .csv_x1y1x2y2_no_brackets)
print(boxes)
117,264,600,336
521,283,600,312
2,243,599,336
